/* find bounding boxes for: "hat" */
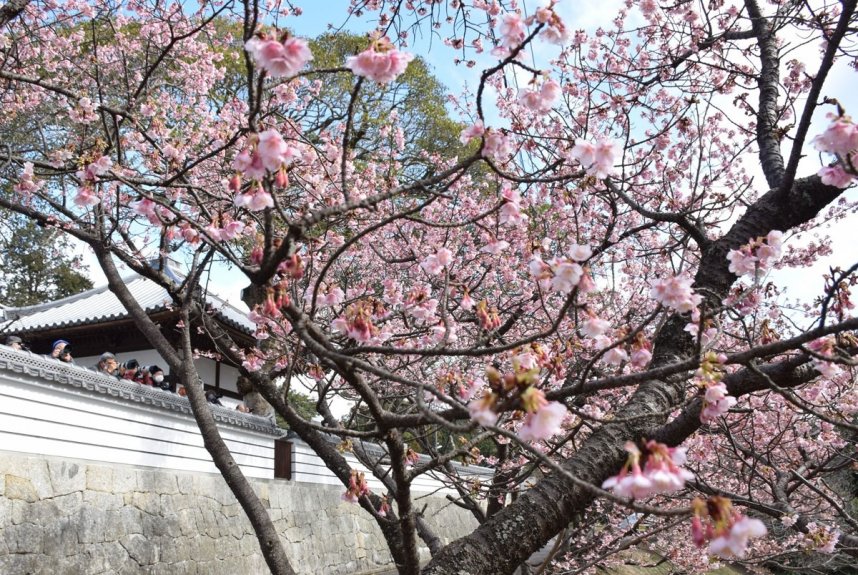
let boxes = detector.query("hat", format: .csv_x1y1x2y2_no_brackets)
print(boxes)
5,335,22,345
52,339,70,350
99,352,116,362
148,364,163,375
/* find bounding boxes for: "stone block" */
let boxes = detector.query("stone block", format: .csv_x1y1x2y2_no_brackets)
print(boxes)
5,522,44,554
112,467,138,493
9,499,29,524
153,472,179,495
42,517,78,557
176,508,197,536
141,512,166,538
0,552,39,574
120,533,159,565
50,491,84,517
176,473,195,495
4,474,39,502
47,460,85,496
84,489,123,510
119,505,144,535
86,465,114,492
132,491,161,515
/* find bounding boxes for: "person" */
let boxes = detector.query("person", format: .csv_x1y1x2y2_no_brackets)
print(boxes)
205,390,223,406
4,335,25,351
50,339,69,359
119,359,141,381
57,346,74,364
95,352,119,376
147,365,169,390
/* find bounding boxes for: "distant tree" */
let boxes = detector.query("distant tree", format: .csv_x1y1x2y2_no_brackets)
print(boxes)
0,216,93,306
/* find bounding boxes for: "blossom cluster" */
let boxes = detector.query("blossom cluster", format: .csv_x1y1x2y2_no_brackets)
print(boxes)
245,32,313,78
799,522,840,554
342,469,370,503
332,300,386,343
691,497,767,559
518,78,561,113
812,114,858,188
493,4,569,57
467,356,567,442
649,274,702,315
13,162,40,195
602,440,693,499
726,230,784,278
529,243,594,295
232,129,301,211
75,155,113,206
695,352,736,424
806,337,842,379
568,138,619,179
346,35,414,84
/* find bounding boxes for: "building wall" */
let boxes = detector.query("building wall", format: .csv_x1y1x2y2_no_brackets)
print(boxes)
0,451,479,575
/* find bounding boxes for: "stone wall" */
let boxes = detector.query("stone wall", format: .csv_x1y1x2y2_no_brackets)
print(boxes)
0,451,479,575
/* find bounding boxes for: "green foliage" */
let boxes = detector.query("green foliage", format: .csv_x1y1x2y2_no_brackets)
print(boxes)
275,389,320,429
0,216,94,306
305,32,466,167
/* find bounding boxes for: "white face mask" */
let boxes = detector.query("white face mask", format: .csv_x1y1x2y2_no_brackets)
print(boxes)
153,374,164,383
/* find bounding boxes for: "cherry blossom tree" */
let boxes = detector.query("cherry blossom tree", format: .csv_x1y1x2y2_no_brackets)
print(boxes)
1,1,857,574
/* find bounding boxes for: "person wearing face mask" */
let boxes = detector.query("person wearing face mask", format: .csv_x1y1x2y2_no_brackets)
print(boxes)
147,365,169,390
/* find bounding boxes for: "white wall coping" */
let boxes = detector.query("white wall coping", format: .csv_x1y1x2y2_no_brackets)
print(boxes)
0,344,281,436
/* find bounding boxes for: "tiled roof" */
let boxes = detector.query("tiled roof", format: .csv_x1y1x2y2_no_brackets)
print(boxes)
1,266,254,335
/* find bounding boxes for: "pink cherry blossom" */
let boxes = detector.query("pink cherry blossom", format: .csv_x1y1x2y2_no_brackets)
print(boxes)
499,187,528,226
342,469,370,503
346,36,414,83
459,121,485,145
468,392,499,427
13,162,40,195
480,239,510,254
245,34,313,78
603,346,629,366
482,128,513,161
726,246,758,276
549,260,583,294
518,79,561,113
812,116,858,156
256,129,293,172
818,165,854,188
581,315,610,338
74,186,100,206
708,517,767,559
650,275,702,314
234,185,274,212
233,148,266,180
603,441,693,499
242,353,264,372
517,401,566,442
498,12,527,49
567,243,592,262
700,381,737,423
569,138,619,178
630,348,652,368
420,249,449,275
